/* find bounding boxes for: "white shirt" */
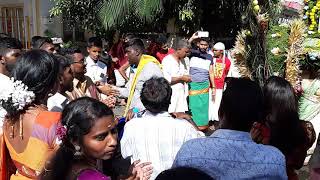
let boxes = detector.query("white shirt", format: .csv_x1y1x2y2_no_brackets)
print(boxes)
162,55,188,112
85,56,108,84
47,92,69,112
0,74,11,133
121,111,204,179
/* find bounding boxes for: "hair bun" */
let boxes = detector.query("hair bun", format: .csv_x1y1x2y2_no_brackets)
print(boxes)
0,77,35,118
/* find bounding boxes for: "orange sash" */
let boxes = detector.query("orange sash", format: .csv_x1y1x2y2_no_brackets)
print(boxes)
1,134,16,180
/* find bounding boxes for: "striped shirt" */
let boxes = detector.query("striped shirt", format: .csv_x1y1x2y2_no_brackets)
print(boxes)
189,49,213,83
120,111,203,180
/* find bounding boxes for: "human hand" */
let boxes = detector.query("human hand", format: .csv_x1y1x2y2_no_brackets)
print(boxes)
171,112,199,130
102,96,116,108
191,32,199,40
127,160,153,180
97,84,119,96
112,57,119,62
171,112,192,120
188,32,199,43
181,75,191,83
211,88,216,102
250,122,269,144
95,81,102,86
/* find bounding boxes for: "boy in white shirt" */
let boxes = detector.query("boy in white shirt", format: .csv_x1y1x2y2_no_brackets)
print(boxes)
85,37,108,85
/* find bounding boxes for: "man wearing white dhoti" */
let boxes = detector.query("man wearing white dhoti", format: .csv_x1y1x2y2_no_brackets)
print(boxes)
162,39,191,113
210,42,231,121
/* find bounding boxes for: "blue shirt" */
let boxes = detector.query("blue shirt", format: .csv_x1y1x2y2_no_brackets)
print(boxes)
189,49,213,82
172,129,287,180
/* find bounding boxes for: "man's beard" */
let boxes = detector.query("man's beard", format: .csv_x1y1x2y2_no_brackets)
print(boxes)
199,48,206,53
5,63,15,74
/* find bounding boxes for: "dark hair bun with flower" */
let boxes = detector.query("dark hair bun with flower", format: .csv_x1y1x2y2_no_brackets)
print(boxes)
0,78,35,120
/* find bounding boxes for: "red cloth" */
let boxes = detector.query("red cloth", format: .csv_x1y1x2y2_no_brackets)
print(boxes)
109,41,128,69
214,57,231,89
156,48,175,63
147,42,160,58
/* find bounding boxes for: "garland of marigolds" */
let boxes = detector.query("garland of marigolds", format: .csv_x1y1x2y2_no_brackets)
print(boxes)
304,0,320,33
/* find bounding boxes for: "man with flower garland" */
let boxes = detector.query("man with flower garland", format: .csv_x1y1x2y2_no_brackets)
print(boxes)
0,37,23,132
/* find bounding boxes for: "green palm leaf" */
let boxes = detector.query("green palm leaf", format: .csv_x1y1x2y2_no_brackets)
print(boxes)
99,0,163,30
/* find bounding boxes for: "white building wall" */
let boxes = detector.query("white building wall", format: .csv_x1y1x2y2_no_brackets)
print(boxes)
1,0,63,45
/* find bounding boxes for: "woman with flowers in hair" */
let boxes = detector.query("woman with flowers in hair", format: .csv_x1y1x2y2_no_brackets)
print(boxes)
41,97,152,180
0,50,60,180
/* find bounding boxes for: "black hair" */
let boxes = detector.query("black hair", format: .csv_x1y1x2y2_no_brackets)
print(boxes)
54,54,72,75
264,76,298,123
199,37,210,43
60,47,82,56
59,47,82,63
41,97,114,180
124,33,135,41
33,37,53,49
141,77,172,114
87,37,102,48
124,38,145,53
31,36,42,48
219,78,263,132
0,37,23,57
263,76,306,156
3,50,59,121
156,35,168,46
156,167,213,180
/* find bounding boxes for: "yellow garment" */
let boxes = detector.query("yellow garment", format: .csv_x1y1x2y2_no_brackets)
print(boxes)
3,111,60,180
124,55,161,116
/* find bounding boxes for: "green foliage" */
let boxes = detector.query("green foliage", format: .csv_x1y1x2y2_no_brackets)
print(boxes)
98,0,163,30
266,24,290,75
62,41,73,48
50,0,106,35
50,0,200,34
177,0,197,32
44,29,56,38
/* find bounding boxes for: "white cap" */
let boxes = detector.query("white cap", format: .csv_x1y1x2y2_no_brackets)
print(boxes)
51,37,63,44
213,42,225,50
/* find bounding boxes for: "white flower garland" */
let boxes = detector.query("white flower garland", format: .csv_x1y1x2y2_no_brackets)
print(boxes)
0,78,35,110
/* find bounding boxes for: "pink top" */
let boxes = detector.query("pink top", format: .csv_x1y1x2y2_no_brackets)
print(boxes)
77,169,110,180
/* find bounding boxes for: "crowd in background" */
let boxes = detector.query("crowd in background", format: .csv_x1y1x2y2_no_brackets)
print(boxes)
0,32,319,180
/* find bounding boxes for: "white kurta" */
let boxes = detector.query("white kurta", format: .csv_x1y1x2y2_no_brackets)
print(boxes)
162,55,188,113
121,111,204,180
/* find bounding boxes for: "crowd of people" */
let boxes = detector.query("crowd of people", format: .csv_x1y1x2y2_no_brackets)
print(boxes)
0,32,319,180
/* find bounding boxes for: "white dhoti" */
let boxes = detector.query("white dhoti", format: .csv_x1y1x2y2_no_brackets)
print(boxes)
209,88,215,121
168,84,188,113
209,88,223,121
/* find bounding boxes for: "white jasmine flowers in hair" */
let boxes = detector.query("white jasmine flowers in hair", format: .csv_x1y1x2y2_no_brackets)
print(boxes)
0,78,35,110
